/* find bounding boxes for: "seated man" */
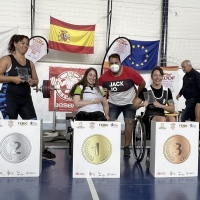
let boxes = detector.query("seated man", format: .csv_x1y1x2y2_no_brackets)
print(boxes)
133,66,176,139
69,67,109,121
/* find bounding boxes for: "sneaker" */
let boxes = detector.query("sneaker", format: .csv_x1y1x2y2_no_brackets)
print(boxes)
42,149,56,160
124,146,131,156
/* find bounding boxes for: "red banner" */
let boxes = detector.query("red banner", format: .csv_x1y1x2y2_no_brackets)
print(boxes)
49,67,86,112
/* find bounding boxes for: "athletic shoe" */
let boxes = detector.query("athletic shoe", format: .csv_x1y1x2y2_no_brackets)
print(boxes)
124,146,131,156
42,149,56,160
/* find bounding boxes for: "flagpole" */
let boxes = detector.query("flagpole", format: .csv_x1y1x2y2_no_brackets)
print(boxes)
106,0,113,50
31,0,35,37
160,0,169,66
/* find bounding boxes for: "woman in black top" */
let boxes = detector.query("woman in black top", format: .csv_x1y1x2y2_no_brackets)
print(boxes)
0,34,55,160
133,66,176,128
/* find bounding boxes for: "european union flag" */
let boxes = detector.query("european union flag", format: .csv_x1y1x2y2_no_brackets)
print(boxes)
121,39,160,70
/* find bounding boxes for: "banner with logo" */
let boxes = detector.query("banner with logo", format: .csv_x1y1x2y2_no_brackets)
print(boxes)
49,67,86,112
25,36,48,64
101,37,131,74
161,66,179,110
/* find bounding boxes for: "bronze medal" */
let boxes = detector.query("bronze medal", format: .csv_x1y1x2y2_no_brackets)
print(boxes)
163,135,190,164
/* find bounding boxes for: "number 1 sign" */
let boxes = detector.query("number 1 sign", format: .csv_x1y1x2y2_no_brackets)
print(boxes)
73,121,121,178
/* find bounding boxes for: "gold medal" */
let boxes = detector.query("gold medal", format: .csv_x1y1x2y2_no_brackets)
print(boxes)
82,134,112,165
163,135,190,164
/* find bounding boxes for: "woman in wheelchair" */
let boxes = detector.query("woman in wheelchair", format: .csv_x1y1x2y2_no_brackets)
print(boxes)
69,67,109,121
133,66,176,136
132,66,176,166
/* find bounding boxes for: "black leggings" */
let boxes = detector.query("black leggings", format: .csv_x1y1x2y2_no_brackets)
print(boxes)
0,93,37,120
76,111,106,121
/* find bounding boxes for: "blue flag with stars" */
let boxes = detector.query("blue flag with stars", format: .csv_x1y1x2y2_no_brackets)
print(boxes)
121,39,160,70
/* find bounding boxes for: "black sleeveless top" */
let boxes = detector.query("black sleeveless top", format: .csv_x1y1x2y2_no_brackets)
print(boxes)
3,55,32,97
138,85,173,116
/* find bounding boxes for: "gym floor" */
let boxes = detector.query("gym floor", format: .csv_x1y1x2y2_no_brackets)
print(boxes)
0,135,199,200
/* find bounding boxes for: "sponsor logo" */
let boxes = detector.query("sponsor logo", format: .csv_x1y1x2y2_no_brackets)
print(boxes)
26,172,37,175
77,122,85,129
186,172,195,175
190,124,196,128
178,171,185,176
107,173,117,176
50,71,82,101
8,121,14,128
158,123,166,129
179,124,187,128
163,75,175,81
30,121,38,126
170,123,176,130
89,171,95,176
89,122,95,129
170,171,176,176
99,124,108,127
7,170,14,176
75,172,85,175
111,123,118,128
18,122,28,126
17,171,24,176
56,103,74,108
157,172,166,175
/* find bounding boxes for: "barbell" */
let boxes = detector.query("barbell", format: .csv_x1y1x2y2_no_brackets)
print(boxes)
34,80,61,98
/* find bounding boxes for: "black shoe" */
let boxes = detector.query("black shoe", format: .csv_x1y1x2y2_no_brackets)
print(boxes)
146,156,150,168
124,146,131,156
42,149,56,160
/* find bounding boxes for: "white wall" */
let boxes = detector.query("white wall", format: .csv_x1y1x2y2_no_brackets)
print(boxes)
1,0,200,68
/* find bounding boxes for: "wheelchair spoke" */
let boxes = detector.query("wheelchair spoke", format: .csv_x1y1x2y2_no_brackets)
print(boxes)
132,116,146,162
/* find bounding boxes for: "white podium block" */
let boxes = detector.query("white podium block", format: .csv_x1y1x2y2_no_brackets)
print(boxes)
0,120,42,177
73,121,121,178
150,121,199,177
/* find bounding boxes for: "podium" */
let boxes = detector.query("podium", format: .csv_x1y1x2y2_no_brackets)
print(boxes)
0,120,42,177
150,121,199,177
73,121,121,178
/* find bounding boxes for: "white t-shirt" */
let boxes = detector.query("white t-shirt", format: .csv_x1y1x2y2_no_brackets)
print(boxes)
74,85,105,113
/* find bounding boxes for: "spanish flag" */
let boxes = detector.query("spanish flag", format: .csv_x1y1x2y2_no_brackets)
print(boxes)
49,17,95,54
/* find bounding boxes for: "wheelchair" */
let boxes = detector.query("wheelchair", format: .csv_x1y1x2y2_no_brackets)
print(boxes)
66,111,107,157
132,115,149,166
132,112,179,168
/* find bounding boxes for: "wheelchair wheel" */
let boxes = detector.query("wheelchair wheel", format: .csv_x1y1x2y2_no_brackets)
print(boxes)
132,116,146,162
69,133,73,156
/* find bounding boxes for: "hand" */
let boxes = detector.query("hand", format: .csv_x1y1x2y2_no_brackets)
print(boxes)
153,101,163,108
105,114,110,120
92,98,103,104
13,76,25,84
143,100,149,107
176,94,180,100
26,76,34,86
